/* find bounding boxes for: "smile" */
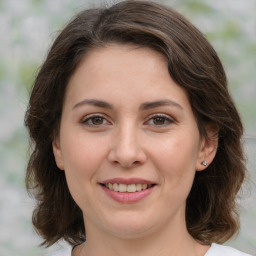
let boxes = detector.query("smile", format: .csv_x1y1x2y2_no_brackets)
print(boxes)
100,179,156,203
103,183,154,193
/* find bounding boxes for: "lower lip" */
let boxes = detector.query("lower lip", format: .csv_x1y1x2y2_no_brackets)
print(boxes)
101,185,155,203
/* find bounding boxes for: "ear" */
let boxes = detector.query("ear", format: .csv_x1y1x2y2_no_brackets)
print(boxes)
196,123,219,171
52,137,64,170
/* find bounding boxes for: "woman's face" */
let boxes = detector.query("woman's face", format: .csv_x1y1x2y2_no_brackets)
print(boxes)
53,44,213,239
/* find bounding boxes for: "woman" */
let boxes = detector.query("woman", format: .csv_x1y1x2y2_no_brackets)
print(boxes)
25,1,252,255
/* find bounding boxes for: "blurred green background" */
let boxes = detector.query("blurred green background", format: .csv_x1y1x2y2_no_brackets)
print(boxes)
0,0,255,255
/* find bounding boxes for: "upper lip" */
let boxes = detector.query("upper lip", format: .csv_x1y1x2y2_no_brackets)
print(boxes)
100,178,156,185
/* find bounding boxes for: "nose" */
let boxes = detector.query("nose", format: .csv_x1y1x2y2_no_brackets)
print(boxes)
107,125,147,168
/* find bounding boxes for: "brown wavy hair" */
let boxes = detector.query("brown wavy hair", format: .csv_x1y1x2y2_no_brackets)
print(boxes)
25,0,246,247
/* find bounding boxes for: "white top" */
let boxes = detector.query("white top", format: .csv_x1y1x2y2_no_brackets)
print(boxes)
205,243,252,256
44,247,72,256
44,243,253,256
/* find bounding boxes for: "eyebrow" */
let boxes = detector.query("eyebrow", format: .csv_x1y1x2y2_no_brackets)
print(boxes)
73,99,114,110
139,99,183,111
73,99,183,111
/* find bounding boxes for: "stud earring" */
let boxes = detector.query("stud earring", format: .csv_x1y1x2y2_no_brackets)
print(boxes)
201,160,207,166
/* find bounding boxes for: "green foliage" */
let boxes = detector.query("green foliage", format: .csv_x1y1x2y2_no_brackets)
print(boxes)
31,0,43,5
219,20,242,39
19,62,39,92
185,0,212,13
0,63,4,81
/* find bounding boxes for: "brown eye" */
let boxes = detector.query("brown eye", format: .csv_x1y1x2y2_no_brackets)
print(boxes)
153,117,167,125
82,115,109,127
91,116,104,125
146,114,174,127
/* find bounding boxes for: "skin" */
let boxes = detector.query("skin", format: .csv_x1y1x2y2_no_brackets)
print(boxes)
53,44,217,256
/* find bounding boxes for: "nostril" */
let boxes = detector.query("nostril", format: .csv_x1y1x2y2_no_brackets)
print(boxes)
112,160,141,168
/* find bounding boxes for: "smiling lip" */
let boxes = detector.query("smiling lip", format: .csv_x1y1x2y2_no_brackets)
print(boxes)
99,178,156,203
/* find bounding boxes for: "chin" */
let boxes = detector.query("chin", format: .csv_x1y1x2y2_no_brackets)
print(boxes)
101,214,156,239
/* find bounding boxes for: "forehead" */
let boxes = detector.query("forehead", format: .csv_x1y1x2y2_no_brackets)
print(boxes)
65,44,190,109
78,44,168,75
68,44,167,91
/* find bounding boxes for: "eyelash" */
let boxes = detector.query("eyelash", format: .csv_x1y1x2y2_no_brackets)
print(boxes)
81,114,110,127
81,114,174,128
145,114,174,127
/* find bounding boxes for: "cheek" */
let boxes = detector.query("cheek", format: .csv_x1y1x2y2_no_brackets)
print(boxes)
151,133,199,190
60,134,106,202
154,133,199,169
61,131,105,173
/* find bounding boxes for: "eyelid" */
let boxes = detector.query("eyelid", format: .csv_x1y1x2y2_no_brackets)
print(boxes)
81,113,112,127
144,113,175,127
80,113,175,128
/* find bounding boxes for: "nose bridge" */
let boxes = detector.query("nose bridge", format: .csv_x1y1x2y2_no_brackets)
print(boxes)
119,122,138,153
108,119,146,167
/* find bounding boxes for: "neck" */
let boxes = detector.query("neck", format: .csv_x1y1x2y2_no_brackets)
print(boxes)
77,214,208,256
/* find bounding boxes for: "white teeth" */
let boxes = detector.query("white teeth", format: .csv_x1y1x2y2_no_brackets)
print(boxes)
127,184,136,192
136,184,142,191
113,183,119,192
105,183,152,193
142,184,147,190
118,184,127,192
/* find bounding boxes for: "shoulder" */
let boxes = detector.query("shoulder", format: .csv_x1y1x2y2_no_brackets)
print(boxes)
43,247,72,256
205,243,253,256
